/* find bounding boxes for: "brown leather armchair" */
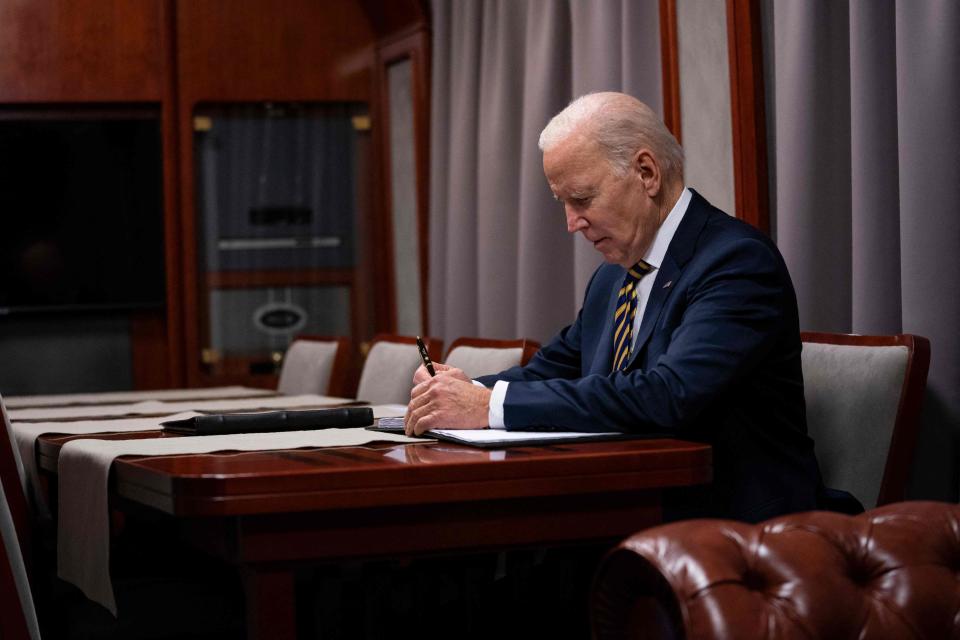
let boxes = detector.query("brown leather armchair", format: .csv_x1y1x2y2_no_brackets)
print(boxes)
592,501,960,639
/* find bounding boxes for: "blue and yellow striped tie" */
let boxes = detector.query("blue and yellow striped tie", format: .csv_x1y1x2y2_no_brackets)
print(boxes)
613,261,654,371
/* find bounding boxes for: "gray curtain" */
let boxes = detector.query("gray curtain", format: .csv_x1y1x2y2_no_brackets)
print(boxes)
429,0,662,344
767,0,960,500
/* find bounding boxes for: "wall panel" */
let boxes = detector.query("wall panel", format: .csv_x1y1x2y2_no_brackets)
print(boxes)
0,0,164,102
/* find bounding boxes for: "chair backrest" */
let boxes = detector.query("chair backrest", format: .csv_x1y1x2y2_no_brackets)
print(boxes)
801,332,930,509
444,337,540,379
276,336,350,397
355,335,443,404
0,395,41,640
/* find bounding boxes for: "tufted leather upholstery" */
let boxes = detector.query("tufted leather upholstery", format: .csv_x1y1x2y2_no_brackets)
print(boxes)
592,501,960,639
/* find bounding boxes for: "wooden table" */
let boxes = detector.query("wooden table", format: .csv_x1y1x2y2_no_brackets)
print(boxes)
38,434,712,639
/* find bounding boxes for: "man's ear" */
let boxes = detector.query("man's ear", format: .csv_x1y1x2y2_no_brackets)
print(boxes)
633,148,661,196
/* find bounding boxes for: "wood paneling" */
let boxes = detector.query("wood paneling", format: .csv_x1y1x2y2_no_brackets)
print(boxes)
175,0,374,103
726,0,770,232
658,0,682,143
0,0,164,102
371,26,431,334
129,310,170,390
357,0,427,41
159,0,183,387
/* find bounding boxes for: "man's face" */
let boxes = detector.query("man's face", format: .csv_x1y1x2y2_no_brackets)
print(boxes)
543,134,661,268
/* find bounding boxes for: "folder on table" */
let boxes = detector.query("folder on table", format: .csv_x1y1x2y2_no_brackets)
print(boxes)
162,407,373,435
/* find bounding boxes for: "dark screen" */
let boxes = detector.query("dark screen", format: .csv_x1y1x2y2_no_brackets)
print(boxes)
0,115,165,313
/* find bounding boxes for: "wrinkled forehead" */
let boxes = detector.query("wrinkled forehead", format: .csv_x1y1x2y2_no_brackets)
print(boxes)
544,134,610,188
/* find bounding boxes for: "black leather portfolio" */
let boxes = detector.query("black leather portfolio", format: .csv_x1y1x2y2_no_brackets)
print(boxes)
161,407,374,435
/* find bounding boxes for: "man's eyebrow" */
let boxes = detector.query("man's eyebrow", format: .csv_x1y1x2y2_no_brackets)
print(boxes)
551,185,596,202
567,187,597,199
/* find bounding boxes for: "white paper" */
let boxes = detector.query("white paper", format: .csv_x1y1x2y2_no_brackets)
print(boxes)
429,429,621,444
370,404,408,419
376,416,406,430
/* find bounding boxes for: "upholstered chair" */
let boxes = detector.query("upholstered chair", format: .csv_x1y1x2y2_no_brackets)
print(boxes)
801,333,929,508
355,335,443,404
276,335,350,397
444,337,540,379
592,501,960,640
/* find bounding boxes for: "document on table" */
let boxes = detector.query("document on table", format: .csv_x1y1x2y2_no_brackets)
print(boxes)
427,429,632,447
372,417,634,447
371,404,408,418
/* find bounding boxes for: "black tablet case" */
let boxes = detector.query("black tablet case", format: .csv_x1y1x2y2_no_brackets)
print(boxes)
162,407,373,435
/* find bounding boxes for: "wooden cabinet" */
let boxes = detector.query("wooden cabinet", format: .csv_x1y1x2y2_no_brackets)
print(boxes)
0,0,429,390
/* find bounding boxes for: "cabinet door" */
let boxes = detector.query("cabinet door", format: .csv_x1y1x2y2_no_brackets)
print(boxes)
193,103,374,387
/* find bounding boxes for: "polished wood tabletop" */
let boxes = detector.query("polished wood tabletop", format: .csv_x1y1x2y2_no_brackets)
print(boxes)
114,437,711,513
37,434,710,512
37,431,712,639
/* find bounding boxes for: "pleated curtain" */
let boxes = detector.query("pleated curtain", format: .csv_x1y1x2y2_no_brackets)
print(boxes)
429,0,662,345
768,0,960,499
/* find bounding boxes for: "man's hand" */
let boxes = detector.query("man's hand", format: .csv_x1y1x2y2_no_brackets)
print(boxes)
412,362,471,385
404,376,491,436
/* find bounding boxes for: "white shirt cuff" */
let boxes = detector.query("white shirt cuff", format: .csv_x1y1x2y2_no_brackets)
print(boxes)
488,380,508,429
472,379,508,429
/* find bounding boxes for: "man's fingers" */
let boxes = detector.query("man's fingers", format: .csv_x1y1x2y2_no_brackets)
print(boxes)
414,412,434,436
436,366,469,382
410,378,430,400
406,378,445,435
406,376,490,435
412,365,431,385
404,404,423,436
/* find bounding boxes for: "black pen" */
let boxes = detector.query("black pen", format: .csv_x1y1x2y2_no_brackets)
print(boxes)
416,336,436,377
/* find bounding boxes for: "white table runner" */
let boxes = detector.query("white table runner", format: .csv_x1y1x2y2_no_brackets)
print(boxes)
12,403,406,516
12,412,202,516
8,393,354,422
58,428,420,615
3,386,276,409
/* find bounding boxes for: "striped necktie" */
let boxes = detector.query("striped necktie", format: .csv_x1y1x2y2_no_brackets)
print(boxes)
613,260,654,371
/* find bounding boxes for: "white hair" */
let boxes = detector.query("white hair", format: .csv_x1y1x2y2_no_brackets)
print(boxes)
538,92,684,179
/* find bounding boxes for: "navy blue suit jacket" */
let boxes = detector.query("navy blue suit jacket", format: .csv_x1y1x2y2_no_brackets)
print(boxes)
476,190,821,522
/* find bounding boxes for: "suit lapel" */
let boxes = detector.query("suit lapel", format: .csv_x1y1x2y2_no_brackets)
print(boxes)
629,256,680,363
627,190,712,367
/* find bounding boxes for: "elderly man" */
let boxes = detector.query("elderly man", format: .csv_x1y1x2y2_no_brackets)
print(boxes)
406,92,823,522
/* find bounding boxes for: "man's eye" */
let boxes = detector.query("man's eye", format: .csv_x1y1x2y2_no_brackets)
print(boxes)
571,197,591,207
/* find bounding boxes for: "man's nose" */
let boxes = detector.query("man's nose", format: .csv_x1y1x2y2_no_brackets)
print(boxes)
566,207,586,233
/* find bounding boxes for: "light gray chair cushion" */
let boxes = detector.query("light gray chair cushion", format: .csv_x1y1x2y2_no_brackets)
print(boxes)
801,342,909,509
445,346,523,379
277,340,340,396
355,341,423,404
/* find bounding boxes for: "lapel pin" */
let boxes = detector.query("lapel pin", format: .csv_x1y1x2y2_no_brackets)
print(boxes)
662,280,673,289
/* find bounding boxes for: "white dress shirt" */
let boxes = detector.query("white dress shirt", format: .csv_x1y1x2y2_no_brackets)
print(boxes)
486,187,692,428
